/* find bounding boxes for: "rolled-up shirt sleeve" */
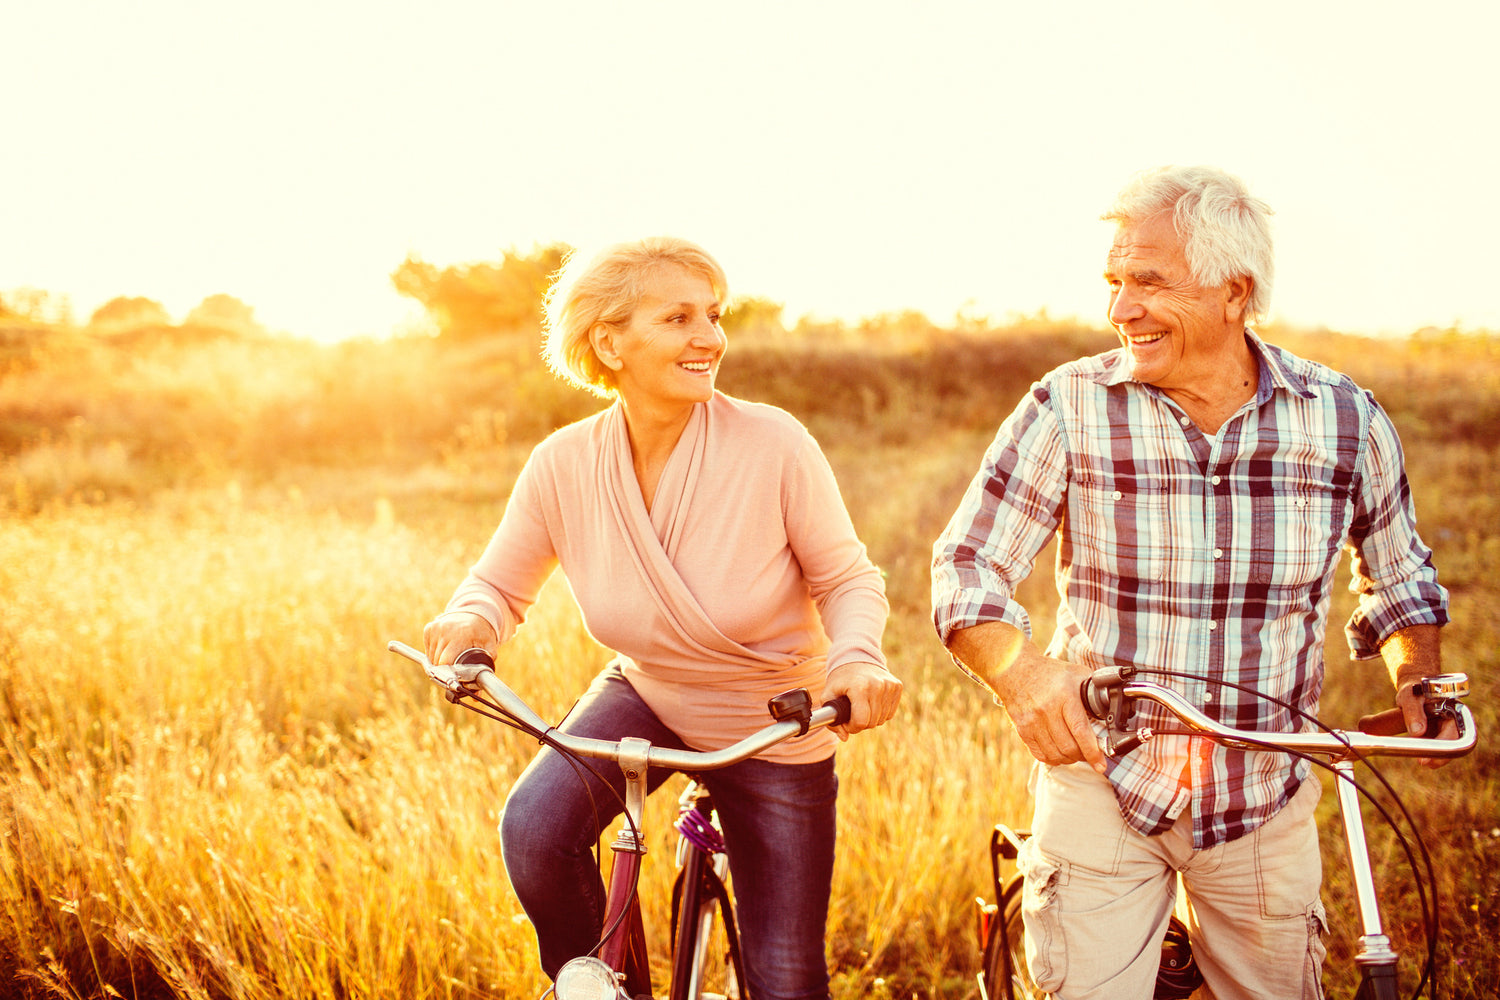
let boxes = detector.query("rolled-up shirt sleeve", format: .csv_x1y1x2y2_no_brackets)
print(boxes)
1343,398,1449,657
931,384,1070,647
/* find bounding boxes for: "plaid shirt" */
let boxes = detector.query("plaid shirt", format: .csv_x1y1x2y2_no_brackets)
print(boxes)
932,330,1448,848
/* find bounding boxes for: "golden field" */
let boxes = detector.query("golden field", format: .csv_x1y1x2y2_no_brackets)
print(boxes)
1,316,1497,998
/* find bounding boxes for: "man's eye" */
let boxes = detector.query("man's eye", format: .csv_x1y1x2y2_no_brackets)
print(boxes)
708,312,721,324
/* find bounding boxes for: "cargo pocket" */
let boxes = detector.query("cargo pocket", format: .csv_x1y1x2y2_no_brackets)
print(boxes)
1017,837,1069,992
1303,900,1328,999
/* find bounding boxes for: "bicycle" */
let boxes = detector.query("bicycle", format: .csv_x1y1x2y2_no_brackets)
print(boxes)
973,666,1478,1000
387,639,851,1000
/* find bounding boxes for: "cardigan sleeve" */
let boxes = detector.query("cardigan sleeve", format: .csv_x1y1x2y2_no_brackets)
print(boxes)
444,448,560,645
783,431,890,672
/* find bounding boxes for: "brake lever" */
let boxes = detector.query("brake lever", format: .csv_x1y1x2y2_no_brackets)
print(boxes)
1081,666,1147,757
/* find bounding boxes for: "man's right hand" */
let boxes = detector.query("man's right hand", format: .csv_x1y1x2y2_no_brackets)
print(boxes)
424,610,498,666
947,622,1107,773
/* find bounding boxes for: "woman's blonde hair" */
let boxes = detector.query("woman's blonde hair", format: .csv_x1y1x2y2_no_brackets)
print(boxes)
541,236,730,397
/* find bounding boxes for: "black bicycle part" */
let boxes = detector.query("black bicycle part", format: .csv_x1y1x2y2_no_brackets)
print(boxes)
1078,665,1145,756
668,793,749,1000
981,879,1036,1000
768,690,851,735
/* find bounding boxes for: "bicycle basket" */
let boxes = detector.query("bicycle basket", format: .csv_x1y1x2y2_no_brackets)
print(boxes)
1154,915,1204,1000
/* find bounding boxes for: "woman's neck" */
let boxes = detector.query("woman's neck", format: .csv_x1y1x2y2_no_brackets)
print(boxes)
618,394,696,512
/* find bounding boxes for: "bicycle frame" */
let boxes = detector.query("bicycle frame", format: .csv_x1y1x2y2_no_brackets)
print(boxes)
1088,668,1477,1000
388,640,846,1000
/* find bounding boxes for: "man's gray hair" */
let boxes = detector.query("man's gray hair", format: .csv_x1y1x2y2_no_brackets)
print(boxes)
1104,165,1275,320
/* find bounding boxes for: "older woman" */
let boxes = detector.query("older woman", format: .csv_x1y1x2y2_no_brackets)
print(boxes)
423,236,901,1000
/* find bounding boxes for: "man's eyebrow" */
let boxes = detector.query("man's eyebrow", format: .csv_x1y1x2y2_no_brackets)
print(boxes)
1103,265,1167,285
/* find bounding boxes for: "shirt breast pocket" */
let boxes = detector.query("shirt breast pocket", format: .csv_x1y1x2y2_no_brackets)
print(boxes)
1247,484,1347,588
1069,475,1170,585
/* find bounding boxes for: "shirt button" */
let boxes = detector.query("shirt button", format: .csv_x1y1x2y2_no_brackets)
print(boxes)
1179,416,1191,427
1211,475,1222,486
1204,690,1215,703
1112,490,1123,501
1207,620,1218,631
1213,548,1224,559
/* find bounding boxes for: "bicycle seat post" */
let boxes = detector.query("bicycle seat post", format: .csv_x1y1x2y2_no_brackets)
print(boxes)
1330,759,1398,974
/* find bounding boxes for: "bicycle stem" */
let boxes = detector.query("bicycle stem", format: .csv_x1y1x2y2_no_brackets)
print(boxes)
597,738,651,976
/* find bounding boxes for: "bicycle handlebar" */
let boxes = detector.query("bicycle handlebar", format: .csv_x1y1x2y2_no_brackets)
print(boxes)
387,640,852,771
1080,665,1477,761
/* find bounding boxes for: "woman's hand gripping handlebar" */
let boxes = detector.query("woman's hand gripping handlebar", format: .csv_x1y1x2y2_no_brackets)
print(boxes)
1078,665,1477,763
386,640,852,771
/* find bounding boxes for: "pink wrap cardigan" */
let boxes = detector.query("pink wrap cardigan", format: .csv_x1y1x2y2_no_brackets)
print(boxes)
445,391,889,763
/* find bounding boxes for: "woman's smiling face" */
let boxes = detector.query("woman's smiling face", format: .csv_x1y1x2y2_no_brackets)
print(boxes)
598,263,726,412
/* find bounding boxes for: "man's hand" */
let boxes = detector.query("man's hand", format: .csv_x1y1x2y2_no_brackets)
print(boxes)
948,622,1106,773
1384,623,1454,769
820,661,903,741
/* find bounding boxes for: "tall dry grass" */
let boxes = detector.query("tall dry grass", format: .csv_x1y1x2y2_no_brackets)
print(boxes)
1,320,1496,998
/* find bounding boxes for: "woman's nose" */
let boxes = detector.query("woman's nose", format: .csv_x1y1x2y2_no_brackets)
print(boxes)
693,317,726,348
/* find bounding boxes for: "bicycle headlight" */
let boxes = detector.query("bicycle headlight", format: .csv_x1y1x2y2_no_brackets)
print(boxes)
554,956,623,1000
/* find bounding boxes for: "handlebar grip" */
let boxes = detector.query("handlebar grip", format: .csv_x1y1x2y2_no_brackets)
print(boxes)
1357,705,1439,738
825,695,853,727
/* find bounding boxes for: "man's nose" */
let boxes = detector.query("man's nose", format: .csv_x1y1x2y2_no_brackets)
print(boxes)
1109,286,1143,326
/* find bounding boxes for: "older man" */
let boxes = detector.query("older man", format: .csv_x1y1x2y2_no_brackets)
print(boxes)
932,165,1450,1000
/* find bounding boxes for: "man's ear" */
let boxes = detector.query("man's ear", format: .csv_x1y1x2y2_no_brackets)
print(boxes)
1223,274,1254,325
590,322,623,371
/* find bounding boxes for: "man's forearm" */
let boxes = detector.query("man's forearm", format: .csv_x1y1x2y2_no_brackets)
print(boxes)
947,621,1034,700
1380,623,1443,690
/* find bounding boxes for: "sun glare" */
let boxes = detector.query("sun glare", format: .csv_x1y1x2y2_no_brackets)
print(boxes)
4,3,1497,341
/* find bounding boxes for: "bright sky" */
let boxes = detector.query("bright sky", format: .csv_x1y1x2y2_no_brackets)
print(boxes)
5,1,1497,342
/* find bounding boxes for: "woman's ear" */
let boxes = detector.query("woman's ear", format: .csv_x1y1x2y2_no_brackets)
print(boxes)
590,322,624,371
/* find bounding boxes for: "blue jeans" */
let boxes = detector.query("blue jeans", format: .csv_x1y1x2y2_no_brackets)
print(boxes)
499,663,839,1000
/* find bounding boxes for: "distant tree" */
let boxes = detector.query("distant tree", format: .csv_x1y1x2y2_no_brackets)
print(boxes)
391,243,568,340
184,294,265,336
1,287,73,326
722,295,787,340
89,296,172,333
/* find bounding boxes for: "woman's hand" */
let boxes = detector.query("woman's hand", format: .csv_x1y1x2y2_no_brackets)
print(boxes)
424,611,498,666
821,661,903,741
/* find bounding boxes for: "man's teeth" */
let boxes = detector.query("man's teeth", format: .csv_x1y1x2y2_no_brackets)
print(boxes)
681,362,712,372
1129,332,1166,344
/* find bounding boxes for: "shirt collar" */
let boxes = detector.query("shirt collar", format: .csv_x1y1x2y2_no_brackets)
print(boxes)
1092,327,1318,402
